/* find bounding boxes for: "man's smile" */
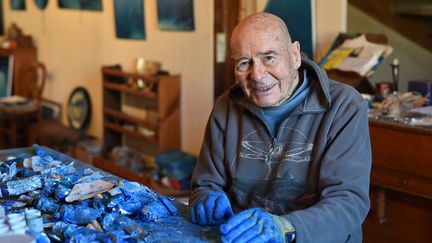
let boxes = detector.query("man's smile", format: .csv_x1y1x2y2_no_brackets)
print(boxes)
251,83,277,93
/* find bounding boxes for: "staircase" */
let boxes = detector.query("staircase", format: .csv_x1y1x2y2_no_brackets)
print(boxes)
349,0,432,52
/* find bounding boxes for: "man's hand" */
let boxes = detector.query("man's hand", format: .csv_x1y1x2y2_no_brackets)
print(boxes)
190,191,234,226
220,208,295,243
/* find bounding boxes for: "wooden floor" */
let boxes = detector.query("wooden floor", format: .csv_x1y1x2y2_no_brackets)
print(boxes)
363,188,432,243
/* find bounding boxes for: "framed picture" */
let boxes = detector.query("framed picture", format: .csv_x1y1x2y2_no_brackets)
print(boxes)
11,0,26,10
157,0,195,31
0,55,14,98
264,0,315,58
114,0,145,40
58,0,102,11
34,0,49,10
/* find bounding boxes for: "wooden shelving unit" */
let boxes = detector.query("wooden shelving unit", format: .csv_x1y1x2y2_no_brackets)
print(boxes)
98,66,181,189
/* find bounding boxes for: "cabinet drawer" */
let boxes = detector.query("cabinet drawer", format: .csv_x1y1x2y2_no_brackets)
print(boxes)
371,167,432,199
370,125,432,179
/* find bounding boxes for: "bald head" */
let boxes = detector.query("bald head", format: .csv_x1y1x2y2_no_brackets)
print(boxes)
229,12,302,107
231,12,292,53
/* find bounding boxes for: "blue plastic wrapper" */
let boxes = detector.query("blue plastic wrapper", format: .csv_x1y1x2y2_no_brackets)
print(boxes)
71,230,129,243
52,221,98,240
120,182,157,205
41,162,75,177
139,195,177,222
16,167,36,178
54,184,71,201
57,205,103,225
0,162,17,182
0,175,44,197
35,196,60,213
43,179,59,197
109,195,142,214
102,213,147,239
32,144,46,157
92,193,110,211
24,155,62,172
60,170,84,187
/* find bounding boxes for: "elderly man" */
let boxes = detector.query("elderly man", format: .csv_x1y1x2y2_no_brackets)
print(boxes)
190,12,371,243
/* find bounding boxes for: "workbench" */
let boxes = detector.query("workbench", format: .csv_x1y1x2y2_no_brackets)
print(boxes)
0,147,219,242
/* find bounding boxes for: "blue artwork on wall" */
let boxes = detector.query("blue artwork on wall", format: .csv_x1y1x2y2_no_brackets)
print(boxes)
157,0,194,31
0,56,13,98
11,0,26,10
114,0,145,40
265,0,314,58
58,0,102,11
34,0,49,10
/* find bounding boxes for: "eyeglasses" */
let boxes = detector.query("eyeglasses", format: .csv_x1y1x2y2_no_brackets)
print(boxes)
234,53,279,72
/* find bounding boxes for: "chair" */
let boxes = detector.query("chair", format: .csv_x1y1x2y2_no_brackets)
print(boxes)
17,61,46,103
0,61,46,148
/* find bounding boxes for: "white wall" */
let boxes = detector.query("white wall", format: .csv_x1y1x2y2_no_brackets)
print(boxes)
348,5,432,91
314,0,347,61
4,0,214,155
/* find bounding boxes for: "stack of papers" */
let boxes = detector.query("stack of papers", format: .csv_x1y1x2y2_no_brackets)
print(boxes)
321,35,393,77
0,95,29,105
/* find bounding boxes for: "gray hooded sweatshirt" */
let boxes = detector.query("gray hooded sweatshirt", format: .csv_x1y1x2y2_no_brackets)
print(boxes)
191,57,371,243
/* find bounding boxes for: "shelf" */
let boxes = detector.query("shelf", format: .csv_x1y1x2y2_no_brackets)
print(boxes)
102,68,159,83
104,122,158,144
101,66,181,177
103,82,157,99
103,108,158,131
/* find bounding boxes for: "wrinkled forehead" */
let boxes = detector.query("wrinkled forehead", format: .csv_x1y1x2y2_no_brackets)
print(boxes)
231,27,289,58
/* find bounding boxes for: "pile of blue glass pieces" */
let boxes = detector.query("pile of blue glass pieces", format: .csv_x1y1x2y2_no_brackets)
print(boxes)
0,145,194,242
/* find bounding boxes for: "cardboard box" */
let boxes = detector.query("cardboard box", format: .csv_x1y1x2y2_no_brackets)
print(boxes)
408,80,432,105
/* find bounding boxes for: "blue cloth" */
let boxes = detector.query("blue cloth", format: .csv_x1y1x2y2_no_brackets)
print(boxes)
262,70,310,137
190,191,233,226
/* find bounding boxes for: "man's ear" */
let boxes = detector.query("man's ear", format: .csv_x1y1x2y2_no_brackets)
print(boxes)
290,41,301,69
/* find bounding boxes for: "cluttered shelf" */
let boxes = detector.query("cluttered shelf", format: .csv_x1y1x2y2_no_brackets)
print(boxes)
103,108,159,130
104,122,159,145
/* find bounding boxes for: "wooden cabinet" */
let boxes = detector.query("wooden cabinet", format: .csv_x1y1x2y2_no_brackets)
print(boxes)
368,119,432,223
369,119,432,199
0,47,37,97
95,66,181,186
0,47,37,149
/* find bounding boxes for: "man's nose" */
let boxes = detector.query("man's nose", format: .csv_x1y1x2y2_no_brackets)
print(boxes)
250,61,266,82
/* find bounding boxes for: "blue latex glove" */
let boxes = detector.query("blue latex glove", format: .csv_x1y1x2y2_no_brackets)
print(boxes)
190,191,234,226
220,208,295,243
